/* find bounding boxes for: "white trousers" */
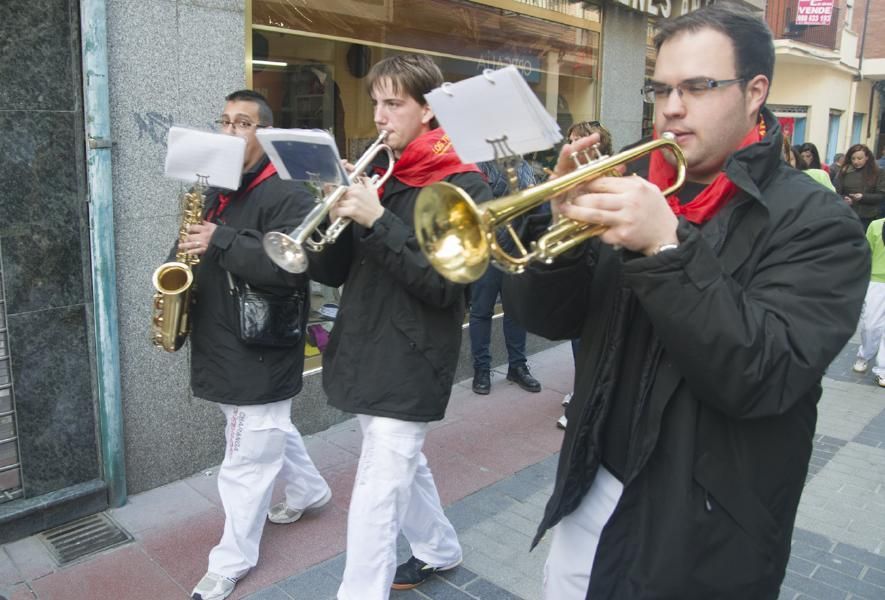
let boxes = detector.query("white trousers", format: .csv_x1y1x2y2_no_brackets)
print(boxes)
858,281,885,377
543,465,624,600
337,415,462,600
208,398,330,579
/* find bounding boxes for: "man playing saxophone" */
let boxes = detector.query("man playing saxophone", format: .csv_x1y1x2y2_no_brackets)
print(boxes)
177,90,331,600
305,55,493,599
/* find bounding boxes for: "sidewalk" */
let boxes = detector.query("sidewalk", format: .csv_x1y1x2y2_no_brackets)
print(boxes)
2,337,885,600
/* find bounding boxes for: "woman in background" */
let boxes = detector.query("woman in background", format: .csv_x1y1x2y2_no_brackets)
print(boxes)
837,144,885,230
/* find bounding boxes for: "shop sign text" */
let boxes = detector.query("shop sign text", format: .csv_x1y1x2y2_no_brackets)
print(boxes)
612,0,714,19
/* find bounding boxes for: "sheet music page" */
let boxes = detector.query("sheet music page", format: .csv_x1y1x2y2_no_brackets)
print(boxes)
425,66,562,163
165,127,246,190
256,128,348,185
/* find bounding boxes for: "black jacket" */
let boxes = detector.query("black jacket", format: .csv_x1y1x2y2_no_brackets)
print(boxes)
184,156,315,405
835,167,885,221
308,166,492,422
503,112,869,599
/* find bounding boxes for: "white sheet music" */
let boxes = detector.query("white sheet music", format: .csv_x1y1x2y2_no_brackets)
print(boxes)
425,66,562,163
164,127,246,190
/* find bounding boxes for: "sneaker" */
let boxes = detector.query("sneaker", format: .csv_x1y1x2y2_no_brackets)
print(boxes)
391,555,461,590
556,414,567,430
562,393,572,407
267,488,332,524
191,572,237,600
853,358,870,373
877,375,885,388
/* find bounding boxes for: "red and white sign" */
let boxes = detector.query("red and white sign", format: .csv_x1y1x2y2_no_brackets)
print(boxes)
795,0,834,27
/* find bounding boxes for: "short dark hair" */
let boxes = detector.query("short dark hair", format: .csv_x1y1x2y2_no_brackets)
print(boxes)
365,54,443,107
654,4,774,91
225,89,274,126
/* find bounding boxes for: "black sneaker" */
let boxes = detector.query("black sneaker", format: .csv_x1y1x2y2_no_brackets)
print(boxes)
391,555,461,590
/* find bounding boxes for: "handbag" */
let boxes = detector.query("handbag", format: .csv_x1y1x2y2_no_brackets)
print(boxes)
226,272,306,347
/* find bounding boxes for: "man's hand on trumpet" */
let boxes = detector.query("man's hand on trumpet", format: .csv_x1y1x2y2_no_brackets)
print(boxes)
331,177,385,229
550,134,679,257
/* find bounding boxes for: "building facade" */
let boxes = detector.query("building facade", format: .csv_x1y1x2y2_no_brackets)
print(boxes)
766,0,884,162
1,0,757,543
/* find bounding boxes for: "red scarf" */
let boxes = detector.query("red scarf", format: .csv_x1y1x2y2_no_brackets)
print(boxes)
375,128,480,197
648,118,766,224
207,161,277,222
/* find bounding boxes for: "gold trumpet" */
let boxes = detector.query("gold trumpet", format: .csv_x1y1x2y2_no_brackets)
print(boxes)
263,131,395,273
414,135,686,284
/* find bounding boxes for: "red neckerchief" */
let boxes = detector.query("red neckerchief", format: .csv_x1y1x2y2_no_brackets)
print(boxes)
374,128,480,198
207,161,277,222
648,117,766,224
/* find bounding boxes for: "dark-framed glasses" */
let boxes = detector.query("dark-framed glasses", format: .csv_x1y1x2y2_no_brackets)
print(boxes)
213,119,267,131
641,78,744,104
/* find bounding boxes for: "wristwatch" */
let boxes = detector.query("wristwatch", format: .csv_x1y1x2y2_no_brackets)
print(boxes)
655,243,679,255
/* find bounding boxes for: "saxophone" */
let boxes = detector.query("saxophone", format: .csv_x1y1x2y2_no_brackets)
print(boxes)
150,177,207,352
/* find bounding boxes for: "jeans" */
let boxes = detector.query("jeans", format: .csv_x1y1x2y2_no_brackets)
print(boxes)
468,265,527,371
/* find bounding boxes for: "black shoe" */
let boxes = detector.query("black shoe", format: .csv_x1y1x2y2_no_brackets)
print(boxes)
472,369,491,395
392,555,460,590
507,365,541,393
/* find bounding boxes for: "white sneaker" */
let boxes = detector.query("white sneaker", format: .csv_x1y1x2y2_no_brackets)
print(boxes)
267,488,332,524
191,572,237,600
556,414,567,430
877,375,885,388
562,393,572,407
853,358,870,373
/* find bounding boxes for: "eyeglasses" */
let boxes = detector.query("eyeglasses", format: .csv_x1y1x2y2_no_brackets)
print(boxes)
641,78,744,104
213,119,267,131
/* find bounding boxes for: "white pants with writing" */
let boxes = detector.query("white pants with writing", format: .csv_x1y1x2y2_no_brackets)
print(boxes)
543,465,623,600
208,398,330,579
337,415,461,600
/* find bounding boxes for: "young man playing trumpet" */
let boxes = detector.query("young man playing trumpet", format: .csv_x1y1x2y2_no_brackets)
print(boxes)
306,54,492,599
503,5,868,599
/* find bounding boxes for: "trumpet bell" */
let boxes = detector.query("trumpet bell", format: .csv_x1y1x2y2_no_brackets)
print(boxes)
264,231,308,274
414,182,490,284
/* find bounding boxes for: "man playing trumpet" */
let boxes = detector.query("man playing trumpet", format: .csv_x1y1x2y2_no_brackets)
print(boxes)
305,54,492,599
503,5,869,599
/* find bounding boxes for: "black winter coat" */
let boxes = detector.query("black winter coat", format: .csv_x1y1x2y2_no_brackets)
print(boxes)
503,112,869,599
308,169,492,422
185,156,315,405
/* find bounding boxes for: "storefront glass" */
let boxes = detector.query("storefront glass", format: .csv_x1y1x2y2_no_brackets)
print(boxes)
251,0,602,367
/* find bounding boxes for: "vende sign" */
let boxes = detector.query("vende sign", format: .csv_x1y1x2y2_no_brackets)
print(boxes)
795,0,834,27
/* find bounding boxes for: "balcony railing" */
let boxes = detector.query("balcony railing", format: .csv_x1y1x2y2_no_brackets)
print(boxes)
767,0,840,50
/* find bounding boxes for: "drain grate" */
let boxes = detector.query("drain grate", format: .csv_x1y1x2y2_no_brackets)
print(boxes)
38,512,132,566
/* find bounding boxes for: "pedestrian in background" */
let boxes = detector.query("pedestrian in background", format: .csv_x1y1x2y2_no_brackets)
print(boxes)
830,152,845,185
836,143,885,231
555,119,615,430
853,217,885,387
504,6,868,598
469,159,542,396
798,141,829,173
